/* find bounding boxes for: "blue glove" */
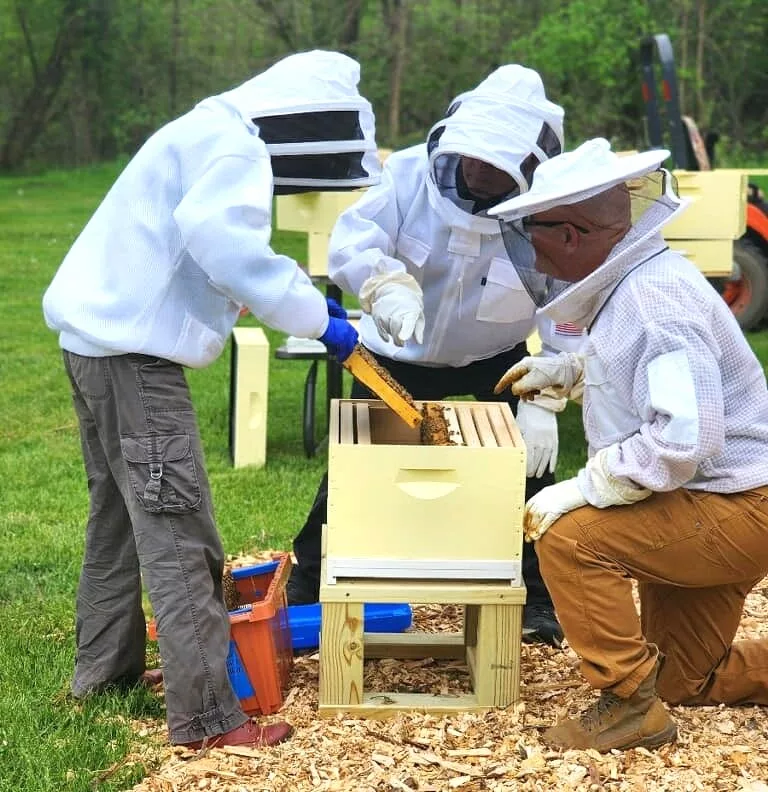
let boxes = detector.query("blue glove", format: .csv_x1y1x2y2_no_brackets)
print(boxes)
319,316,358,362
326,297,348,320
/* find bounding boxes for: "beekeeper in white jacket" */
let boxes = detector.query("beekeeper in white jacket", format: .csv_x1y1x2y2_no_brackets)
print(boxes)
42,50,379,751
288,64,582,649
491,138,768,752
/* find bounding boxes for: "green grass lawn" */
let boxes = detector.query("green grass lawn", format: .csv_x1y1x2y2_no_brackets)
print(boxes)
1,163,767,791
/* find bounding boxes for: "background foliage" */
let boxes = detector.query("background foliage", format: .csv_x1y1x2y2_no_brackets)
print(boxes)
1,0,766,171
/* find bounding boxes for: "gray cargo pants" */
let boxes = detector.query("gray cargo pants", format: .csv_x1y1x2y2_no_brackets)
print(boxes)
63,351,247,743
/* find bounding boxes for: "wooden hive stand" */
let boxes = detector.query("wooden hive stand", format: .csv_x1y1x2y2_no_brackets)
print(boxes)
318,563,526,717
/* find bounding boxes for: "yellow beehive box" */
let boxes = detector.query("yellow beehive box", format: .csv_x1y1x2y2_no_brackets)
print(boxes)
326,399,526,585
666,238,735,277
276,191,364,235
661,170,748,277
229,327,269,469
665,170,747,241
274,150,392,278
276,192,364,277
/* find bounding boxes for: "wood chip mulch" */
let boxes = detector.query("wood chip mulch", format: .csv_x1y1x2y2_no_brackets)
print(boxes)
123,575,768,792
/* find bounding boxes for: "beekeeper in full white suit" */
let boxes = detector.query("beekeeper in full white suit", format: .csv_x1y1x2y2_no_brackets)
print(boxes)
288,65,583,649
42,51,380,751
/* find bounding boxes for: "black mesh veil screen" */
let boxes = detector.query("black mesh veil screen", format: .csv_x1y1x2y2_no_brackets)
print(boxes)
253,110,364,144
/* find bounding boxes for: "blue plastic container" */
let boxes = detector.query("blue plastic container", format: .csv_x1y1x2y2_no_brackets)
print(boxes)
288,602,413,651
226,640,255,698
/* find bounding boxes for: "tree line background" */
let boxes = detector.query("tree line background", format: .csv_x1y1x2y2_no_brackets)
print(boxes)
1,0,765,172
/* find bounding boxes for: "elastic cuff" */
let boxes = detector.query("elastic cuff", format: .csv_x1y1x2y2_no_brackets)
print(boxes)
532,390,568,413
169,705,248,745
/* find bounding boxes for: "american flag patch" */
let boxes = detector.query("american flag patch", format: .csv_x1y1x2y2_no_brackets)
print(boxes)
555,322,583,336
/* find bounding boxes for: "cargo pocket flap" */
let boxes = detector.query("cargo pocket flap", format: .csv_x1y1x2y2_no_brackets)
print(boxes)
120,434,191,463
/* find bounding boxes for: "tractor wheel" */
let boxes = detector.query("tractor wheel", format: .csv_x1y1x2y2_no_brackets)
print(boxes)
712,238,768,332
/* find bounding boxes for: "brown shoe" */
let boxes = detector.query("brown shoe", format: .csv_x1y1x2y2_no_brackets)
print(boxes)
544,662,677,752
139,669,163,688
181,719,293,750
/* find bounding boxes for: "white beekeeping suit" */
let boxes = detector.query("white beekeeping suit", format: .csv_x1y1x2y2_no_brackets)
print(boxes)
328,64,566,367
43,51,379,368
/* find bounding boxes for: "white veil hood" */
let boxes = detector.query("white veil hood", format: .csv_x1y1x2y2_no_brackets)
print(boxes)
427,65,565,199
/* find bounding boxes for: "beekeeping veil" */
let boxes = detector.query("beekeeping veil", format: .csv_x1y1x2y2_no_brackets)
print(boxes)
488,138,682,312
426,65,564,214
207,50,380,193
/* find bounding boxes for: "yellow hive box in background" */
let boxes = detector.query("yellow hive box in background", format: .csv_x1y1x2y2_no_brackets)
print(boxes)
666,170,747,241
326,399,526,585
276,191,363,277
664,169,748,276
230,327,269,469
276,191,364,235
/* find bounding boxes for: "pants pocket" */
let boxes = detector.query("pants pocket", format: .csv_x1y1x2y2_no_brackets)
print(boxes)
120,433,201,513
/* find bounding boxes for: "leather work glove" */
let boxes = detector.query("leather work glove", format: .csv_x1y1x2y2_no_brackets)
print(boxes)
359,271,425,346
495,353,584,401
516,400,559,478
326,297,348,320
318,316,358,363
523,478,587,542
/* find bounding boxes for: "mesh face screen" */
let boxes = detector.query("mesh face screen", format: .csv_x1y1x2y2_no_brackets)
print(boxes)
537,122,562,158
270,151,367,181
253,110,364,144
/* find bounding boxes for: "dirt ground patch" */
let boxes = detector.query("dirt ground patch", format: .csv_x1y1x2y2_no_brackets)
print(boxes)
127,579,768,792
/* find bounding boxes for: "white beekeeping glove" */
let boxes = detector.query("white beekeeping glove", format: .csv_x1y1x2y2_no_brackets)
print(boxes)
494,353,584,401
359,270,425,346
516,399,559,478
523,479,587,541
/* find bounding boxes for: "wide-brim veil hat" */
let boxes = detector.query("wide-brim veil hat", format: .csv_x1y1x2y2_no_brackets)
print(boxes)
489,138,670,221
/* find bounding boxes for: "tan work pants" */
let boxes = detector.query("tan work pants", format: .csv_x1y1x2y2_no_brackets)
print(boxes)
536,486,768,705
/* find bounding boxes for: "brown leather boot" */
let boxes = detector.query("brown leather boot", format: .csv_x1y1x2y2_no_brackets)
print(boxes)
544,662,677,752
181,719,294,751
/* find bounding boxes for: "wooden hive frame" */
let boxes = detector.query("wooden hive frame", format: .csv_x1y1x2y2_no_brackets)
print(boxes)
335,399,523,448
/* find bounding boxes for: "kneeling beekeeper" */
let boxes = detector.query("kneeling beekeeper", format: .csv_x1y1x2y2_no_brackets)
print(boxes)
42,50,378,750
490,138,768,752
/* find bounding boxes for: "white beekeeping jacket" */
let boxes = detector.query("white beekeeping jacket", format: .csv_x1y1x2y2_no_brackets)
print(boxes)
43,50,379,368
328,65,569,366
541,192,768,496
